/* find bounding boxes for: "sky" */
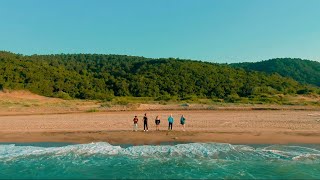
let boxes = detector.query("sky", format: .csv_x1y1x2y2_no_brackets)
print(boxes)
0,0,320,63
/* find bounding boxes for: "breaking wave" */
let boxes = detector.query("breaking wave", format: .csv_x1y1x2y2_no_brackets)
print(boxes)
1,142,319,161
1,142,320,179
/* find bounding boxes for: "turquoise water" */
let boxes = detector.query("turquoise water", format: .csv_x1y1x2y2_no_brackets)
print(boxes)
0,142,320,179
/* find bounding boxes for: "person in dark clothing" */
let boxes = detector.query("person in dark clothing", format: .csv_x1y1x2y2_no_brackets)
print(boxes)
155,115,160,131
143,113,148,132
180,115,186,131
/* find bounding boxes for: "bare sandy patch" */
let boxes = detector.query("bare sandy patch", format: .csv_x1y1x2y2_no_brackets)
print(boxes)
0,110,319,144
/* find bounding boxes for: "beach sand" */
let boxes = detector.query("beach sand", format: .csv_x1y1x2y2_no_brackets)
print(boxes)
0,110,319,145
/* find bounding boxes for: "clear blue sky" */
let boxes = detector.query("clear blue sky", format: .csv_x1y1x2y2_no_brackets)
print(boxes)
1,0,320,63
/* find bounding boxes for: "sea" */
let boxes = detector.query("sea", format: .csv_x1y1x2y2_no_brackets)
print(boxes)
0,142,319,179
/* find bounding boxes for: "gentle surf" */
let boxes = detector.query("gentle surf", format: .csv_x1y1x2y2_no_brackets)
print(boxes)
0,142,319,179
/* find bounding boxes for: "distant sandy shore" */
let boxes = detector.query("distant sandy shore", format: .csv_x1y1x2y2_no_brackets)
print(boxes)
0,110,320,145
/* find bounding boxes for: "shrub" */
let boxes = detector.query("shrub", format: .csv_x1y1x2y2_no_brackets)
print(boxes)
180,103,190,107
113,98,129,105
54,91,72,100
181,95,198,101
297,88,313,95
100,102,112,108
211,98,223,102
224,93,241,103
86,108,99,112
155,94,171,101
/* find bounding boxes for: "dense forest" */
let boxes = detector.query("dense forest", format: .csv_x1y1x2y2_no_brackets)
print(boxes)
231,58,320,87
0,51,318,101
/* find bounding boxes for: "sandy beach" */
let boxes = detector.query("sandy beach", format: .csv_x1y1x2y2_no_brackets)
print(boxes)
0,110,319,145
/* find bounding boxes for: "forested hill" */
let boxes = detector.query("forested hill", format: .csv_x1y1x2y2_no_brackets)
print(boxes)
0,51,318,100
231,58,320,87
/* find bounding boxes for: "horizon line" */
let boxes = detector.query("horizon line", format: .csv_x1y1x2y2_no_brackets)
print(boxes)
0,50,319,64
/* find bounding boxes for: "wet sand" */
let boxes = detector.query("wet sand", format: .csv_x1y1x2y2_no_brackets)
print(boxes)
0,110,319,145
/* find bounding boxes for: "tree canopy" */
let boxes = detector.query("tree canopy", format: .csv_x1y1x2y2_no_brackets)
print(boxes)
0,51,318,100
231,58,320,87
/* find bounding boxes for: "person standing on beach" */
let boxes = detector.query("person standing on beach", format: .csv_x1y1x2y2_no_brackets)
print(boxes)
133,115,138,131
168,114,174,130
155,115,160,131
143,113,148,132
180,115,186,131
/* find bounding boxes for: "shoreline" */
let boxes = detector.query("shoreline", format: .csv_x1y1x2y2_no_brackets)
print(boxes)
1,130,320,145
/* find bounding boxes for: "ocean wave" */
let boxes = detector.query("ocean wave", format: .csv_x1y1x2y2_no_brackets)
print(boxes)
0,142,319,161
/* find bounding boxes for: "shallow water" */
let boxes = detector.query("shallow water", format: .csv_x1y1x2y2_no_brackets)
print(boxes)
0,142,319,179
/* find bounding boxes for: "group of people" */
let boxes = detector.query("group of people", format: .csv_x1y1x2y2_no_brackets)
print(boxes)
133,113,186,132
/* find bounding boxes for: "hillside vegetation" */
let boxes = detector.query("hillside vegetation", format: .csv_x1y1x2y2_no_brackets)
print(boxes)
0,52,319,104
231,58,320,87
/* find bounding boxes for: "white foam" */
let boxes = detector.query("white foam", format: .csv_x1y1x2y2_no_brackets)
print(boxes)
292,154,320,161
0,142,319,161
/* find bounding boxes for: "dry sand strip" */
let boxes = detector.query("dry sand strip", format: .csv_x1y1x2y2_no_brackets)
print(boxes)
0,110,319,144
